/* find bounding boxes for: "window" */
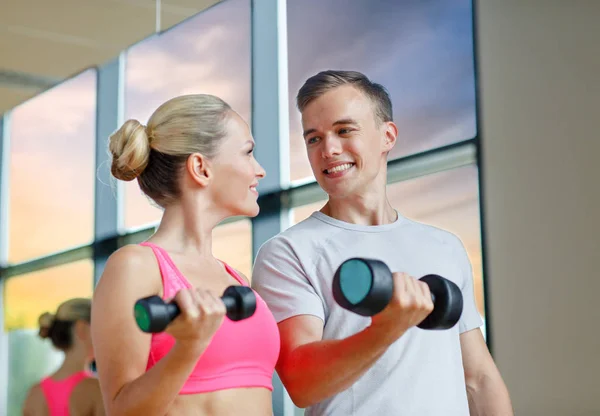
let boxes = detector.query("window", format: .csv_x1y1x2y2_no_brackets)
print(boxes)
8,70,97,263
213,219,252,282
5,259,94,415
4,260,94,330
123,0,251,230
287,0,477,182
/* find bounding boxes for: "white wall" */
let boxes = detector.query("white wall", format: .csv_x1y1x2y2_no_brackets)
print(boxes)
476,1,600,415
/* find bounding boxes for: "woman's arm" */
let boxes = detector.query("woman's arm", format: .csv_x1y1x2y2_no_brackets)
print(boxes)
91,245,225,416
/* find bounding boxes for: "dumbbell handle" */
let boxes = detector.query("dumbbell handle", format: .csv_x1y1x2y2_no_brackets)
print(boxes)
429,291,436,304
147,296,238,323
134,286,256,333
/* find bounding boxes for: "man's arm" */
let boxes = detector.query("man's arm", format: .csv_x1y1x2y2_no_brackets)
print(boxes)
277,315,390,408
276,273,434,409
461,328,514,415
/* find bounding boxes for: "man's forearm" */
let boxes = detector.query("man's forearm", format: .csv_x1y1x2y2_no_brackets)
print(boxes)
467,373,514,416
280,325,399,408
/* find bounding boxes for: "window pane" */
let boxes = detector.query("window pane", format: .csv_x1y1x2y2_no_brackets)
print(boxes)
213,219,252,282
290,166,485,319
123,0,251,230
287,0,477,182
4,259,94,330
9,70,96,263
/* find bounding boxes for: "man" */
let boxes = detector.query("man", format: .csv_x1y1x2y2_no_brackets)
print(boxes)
252,70,513,415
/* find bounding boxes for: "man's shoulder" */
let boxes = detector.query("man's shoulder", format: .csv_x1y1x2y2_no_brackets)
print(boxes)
257,213,328,254
401,216,464,248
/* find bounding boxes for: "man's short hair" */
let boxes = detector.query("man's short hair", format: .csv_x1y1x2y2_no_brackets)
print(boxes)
296,70,393,123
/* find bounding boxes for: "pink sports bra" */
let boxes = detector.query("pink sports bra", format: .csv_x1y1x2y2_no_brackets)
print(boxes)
140,242,280,394
39,371,91,416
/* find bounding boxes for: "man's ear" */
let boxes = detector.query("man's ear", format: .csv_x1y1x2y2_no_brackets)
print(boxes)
382,121,398,153
186,153,211,187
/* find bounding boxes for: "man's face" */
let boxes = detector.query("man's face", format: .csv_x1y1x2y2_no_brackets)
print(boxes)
301,85,397,198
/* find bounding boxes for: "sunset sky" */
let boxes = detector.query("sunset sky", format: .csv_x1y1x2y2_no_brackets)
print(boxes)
4,0,483,330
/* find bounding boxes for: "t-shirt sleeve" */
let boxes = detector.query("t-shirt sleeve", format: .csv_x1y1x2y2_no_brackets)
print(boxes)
251,236,325,324
453,237,484,334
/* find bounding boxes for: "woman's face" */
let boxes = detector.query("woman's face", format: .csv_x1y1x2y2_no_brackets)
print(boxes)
208,112,266,217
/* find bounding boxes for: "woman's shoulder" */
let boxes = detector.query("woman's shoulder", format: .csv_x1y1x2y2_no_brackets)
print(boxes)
74,376,102,395
108,243,156,265
23,383,46,414
71,377,104,415
94,243,162,299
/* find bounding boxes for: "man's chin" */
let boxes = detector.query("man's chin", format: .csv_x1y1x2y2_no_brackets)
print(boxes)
320,183,353,199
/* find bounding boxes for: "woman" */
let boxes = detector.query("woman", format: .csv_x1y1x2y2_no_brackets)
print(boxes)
23,298,105,415
91,94,280,415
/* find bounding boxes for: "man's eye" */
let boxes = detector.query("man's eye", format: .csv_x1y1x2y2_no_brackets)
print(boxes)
307,136,319,144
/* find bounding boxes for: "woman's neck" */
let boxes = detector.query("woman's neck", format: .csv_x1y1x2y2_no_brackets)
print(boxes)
53,348,89,379
151,202,220,258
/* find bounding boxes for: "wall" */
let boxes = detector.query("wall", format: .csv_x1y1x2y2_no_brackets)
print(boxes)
476,1,600,415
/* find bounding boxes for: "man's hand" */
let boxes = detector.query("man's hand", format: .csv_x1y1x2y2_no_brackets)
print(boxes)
369,272,434,345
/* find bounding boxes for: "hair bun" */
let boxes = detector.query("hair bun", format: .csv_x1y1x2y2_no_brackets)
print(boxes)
109,119,152,181
38,312,55,339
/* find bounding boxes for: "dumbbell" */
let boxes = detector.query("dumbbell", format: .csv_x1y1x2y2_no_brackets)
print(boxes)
332,258,463,329
134,286,256,333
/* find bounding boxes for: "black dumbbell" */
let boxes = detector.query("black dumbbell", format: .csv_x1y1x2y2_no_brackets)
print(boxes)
332,258,463,330
134,286,257,333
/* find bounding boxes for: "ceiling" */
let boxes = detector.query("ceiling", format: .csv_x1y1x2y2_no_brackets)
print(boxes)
0,0,222,114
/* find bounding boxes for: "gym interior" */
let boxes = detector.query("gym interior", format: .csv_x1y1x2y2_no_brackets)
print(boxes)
0,0,597,415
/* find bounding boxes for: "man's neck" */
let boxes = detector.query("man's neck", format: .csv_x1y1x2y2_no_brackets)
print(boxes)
322,194,397,226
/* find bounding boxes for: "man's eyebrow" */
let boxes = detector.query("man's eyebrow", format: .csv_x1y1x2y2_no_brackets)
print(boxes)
303,119,358,138
302,128,316,139
332,118,358,126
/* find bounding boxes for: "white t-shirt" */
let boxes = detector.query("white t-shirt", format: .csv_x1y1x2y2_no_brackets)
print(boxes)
252,211,483,416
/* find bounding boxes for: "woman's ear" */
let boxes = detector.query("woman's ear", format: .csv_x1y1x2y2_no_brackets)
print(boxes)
185,153,211,187
74,320,90,342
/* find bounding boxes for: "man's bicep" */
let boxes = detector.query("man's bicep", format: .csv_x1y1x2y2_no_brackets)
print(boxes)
276,314,324,374
460,328,495,382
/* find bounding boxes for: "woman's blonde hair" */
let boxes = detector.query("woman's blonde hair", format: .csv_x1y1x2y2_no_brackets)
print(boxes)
38,298,92,351
109,94,232,207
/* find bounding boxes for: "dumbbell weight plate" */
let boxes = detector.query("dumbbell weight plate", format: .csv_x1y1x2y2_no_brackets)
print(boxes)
333,258,393,316
417,274,463,330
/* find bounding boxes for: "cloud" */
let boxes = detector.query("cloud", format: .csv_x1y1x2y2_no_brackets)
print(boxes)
125,0,251,124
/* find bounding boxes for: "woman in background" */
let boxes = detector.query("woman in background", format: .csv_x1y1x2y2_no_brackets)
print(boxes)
23,298,105,416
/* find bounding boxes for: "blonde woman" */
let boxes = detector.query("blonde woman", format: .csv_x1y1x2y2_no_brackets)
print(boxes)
23,298,105,415
91,94,280,415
